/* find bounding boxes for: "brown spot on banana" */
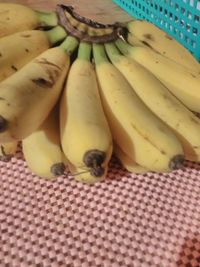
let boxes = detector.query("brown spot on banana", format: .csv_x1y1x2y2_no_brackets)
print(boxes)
165,34,173,40
0,115,7,133
25,48,30,53
141,40,154,49
11,65,18,71
36,58,62,71
143,34,154,41
31,78,55,88
190,73,196,78
130,122,168,156
20,34,31,38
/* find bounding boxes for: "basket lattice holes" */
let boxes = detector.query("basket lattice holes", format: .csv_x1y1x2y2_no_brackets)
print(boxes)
113,0,200,61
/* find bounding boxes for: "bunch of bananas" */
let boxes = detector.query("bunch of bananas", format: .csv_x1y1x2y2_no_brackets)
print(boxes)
1,3,200,184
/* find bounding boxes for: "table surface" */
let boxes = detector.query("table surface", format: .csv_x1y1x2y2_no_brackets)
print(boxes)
0,0,132,24
0,2,200,267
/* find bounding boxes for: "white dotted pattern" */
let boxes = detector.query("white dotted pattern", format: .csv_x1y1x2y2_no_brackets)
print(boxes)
0,148,200,267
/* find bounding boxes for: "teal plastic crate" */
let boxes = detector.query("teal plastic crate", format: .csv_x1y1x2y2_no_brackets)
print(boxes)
112,0,200,61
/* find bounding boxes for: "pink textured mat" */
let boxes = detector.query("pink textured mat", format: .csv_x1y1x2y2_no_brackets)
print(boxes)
0,147,200,267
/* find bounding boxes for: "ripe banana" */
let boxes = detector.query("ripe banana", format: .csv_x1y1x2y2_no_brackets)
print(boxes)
106,42,200,161
0,3,58,38
0,36,78,142
126,20,200,72
22,106,65,179
0,25,67,82
114,144,149,174
115,39,200,113
0,141,18,161
93,44,184,172
60,42,113,183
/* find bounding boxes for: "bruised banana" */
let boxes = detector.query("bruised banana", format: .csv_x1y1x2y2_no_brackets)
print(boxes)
0,36,78,142
22,106,66,179
62,5,113,37
94,44,184,172
0,25,66,82
114,144,149,174
116,39,200,113
106,42,200,161
0,141,18,161
0,3,58,38
60,42,112,183
126,20,200,72
57,4,120,44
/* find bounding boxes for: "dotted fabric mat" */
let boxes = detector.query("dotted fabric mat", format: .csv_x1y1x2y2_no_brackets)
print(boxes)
0,147,200,267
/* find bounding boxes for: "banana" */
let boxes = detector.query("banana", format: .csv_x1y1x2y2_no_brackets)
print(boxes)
93,44,184,172
62,5,113,37
115,39,200,113
126,20,200,72
114,144,149,174
0,36,79,143
60,42,113,183
0,25,67,82
106,42,200,161
0,141,18,161
0,3,58,38
22,106,65,179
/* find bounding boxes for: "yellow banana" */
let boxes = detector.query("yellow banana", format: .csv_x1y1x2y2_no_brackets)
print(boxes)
22,106,66,179
127,20,200,72
0,26,67,82
116,39,200,113
0,36,78,143
60,42,113,183
93,44,184,172
0,3,58,38
114,144,149,174
0,141,18,161
106,42,200,161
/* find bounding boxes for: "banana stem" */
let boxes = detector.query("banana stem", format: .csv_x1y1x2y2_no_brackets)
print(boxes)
78,42,91,61
59,36,79,55
45,26,67,46
115,38,132,55
104,42,121,62
93,44,109,64
35,10,58,28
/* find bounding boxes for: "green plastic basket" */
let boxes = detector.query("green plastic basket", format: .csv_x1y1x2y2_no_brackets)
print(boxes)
112,0,200,61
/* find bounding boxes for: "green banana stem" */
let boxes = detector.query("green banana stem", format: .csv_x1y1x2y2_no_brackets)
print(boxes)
35,10,58,28
115,38,132,55
104,42,122,62
93,44,109,64
45,25,67,46
78,42,91,61
59,36,79,55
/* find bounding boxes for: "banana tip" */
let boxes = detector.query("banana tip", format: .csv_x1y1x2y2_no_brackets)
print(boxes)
169,154,185,170
51,162,66,176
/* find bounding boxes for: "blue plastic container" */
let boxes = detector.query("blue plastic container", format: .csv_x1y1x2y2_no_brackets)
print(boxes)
112,0,200,61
